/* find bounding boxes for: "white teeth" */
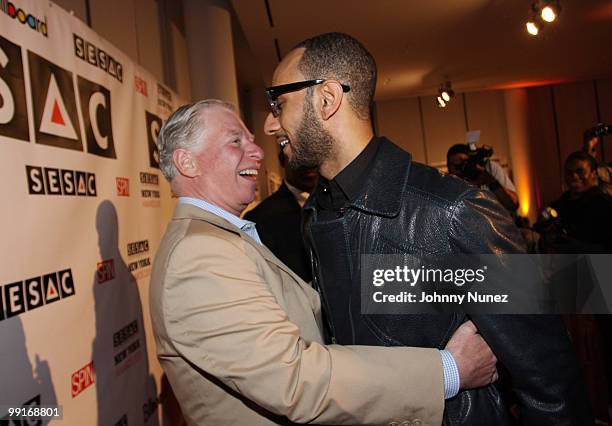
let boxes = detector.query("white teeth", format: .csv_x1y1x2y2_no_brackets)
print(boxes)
278,137,289,148
239,169,258,176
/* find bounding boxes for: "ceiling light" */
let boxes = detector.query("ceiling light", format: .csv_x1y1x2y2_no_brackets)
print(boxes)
436,96,446,108
526,20,539,35
438,81,454,104
540,1,561,22
541,6,556,22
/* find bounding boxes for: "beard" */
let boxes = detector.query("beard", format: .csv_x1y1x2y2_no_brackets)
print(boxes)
288,93,334,169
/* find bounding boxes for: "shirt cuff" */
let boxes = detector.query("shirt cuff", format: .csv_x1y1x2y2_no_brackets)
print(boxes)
440,349,460,399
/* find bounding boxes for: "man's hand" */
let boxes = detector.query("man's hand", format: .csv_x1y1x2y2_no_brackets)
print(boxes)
445,320,498,389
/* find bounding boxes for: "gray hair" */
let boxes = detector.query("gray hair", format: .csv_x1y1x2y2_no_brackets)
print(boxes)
158,99,234,181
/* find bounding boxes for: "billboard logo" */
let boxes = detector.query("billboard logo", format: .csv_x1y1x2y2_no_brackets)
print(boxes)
116,177,129,196
71,361,95,398
0,35,29,142
97,259,115,284
1,1,48,37
26,165,97,197
1,268,75,322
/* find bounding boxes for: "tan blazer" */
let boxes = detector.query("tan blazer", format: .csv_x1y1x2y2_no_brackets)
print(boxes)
150,203,444,425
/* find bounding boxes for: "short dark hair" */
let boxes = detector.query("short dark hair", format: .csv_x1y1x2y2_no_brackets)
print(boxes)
295,32,376,120
447,143,469,159
565,151,597,171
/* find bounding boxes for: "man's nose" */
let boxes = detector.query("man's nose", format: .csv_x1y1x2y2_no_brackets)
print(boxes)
248,140,264,161
264,112,280,135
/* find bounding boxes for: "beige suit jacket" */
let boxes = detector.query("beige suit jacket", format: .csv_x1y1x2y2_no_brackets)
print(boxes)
150,203,444,425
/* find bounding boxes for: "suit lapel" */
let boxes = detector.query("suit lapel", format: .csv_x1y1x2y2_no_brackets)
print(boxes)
173,203,316,298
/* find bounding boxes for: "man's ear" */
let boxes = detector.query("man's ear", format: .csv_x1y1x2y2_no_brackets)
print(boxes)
173,149,199,178
318,80,344,121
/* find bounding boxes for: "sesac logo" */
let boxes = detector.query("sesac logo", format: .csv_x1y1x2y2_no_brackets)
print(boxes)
0,35,29,142
0,268,75,321
145,111,162,169
116,177,129,196
113,319,142,375
74,34,123,83
26,165,96,196
71,361,95,398
0,35,116,159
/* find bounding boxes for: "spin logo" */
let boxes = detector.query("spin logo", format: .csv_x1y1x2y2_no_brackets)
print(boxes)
116,177,129,196
97,259,115,284
71,361,95,398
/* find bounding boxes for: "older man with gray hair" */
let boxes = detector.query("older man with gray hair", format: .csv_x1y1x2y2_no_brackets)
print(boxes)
149,99,497,425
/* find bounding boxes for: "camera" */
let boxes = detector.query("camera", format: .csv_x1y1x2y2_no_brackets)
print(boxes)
461,143,494,180
584,123,611,141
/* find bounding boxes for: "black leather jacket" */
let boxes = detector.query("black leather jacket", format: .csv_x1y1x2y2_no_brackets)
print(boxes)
303,138,592,425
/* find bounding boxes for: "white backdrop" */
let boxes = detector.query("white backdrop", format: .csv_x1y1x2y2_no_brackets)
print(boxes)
0,1,184,424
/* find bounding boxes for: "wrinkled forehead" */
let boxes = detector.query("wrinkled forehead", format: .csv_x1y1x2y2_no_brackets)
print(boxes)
201,106,251,140
272,48,305,86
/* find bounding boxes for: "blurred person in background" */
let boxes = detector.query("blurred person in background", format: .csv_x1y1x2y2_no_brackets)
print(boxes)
447,143,519,213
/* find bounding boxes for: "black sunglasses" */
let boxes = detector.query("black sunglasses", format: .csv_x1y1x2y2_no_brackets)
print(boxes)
265,79,350,117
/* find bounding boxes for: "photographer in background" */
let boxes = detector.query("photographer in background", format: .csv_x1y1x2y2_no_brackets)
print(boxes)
583,123,612,196
535,150,612,425
447,143,519,213
537,151,612,254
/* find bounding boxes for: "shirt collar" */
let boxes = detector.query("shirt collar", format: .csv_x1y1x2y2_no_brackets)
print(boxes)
316,137,381,211
178,196,256,230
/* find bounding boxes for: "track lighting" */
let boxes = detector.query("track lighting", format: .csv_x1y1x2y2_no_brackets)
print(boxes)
525,1,560,36
436,81,454,108
526,20,540,36
540,1,560,22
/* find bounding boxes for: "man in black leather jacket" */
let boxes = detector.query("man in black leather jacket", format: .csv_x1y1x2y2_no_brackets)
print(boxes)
264,32,592,425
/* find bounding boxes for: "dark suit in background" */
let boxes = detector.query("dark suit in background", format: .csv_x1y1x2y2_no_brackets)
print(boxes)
245,182,312,282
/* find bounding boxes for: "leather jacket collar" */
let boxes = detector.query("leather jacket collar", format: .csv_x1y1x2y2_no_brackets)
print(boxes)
304,137,411,218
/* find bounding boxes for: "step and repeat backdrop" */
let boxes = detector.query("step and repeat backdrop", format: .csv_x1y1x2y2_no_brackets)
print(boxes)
0,1,185,424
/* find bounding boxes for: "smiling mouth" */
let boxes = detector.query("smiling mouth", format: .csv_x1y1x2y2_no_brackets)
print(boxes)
238,169,259,179
278,136,290,148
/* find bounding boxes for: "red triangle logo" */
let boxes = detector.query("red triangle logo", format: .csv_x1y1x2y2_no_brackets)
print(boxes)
48,284,57,297
51,100,65,125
